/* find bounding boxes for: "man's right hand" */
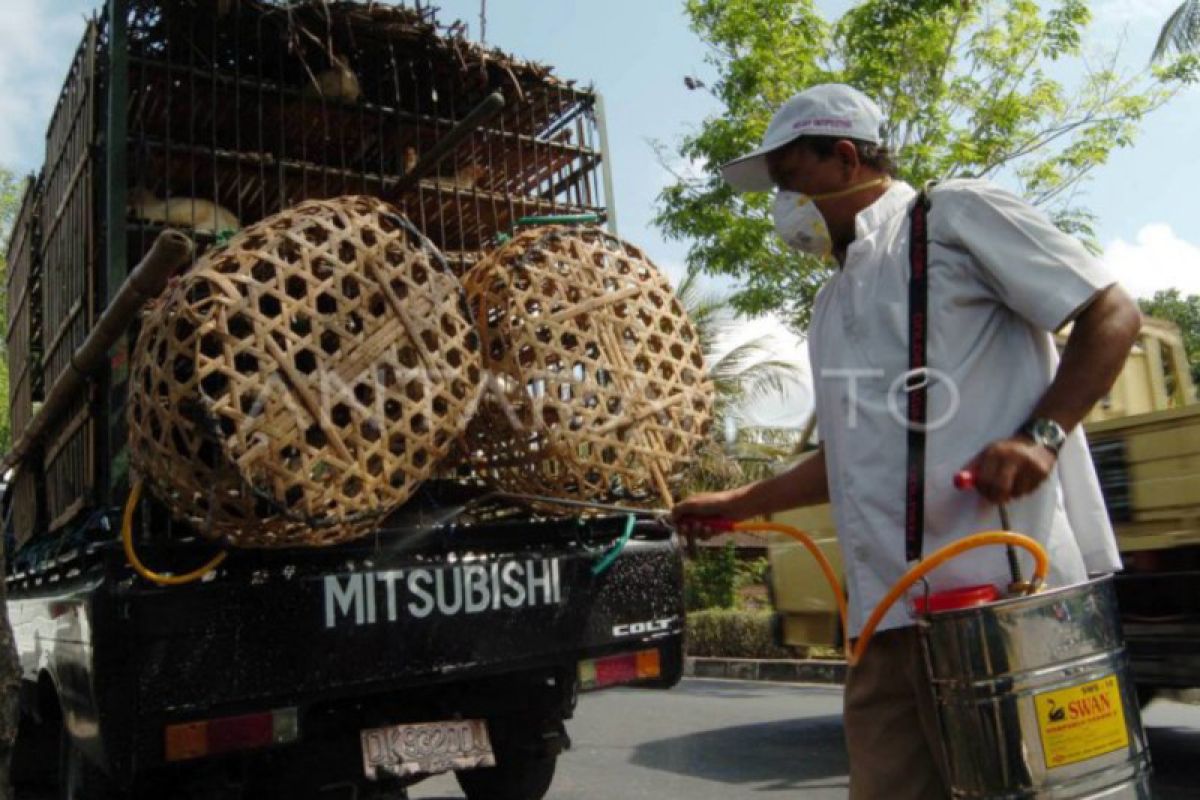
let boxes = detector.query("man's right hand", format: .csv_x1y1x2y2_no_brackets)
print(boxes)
669,447,828,546
671,489,750,539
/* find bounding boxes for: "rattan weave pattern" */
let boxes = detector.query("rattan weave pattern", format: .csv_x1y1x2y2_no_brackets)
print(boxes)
128,196,482,546
461,226,713,508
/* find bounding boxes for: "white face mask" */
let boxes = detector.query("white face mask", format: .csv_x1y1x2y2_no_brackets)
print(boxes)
772,191,832,257
771,177,891,258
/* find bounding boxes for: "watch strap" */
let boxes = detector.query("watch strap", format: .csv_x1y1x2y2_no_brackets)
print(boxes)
1019,417,1065,454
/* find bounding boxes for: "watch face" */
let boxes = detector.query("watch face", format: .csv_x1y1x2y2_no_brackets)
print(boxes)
1031,418,1066,449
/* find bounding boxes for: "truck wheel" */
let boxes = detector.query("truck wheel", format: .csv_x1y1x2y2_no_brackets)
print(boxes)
59,727,120,800
1136,686,1157,709
454,749,557,800
13,711,58,787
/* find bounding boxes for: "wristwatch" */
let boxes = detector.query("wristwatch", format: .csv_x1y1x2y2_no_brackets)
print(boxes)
1018,417,1067,455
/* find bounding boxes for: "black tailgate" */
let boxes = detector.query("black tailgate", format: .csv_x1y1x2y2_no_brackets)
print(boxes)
125,515,683,714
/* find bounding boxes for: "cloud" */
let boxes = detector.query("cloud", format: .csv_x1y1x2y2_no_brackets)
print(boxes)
1092,0,1183,28
0,0,95,171
1102,223,1200,299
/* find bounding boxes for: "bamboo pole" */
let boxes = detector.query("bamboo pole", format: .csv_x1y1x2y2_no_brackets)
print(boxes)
386,92,505,200
2,229,194,475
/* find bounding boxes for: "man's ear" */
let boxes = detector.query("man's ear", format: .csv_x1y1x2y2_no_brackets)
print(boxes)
834,139,860,178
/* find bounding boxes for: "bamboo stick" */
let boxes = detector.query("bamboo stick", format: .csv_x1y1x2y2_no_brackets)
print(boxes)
1,229,194,475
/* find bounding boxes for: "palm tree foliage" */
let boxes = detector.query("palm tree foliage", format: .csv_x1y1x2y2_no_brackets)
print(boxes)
1154,1,1200,62
676,267,803,422
676,267,806,493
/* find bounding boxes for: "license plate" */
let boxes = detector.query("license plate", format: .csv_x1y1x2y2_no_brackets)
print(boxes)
361,719,496,779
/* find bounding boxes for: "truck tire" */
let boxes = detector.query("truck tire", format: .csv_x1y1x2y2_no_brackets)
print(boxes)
13,711,58,787
59,728,120,800
454,751,556,800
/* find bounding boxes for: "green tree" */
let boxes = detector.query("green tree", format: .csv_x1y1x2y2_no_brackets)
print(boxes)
685,541,739,609
656,0,1200,331
1138,289,1200,395
1154,1,1200,62
0,164,21,800
0,167,24,455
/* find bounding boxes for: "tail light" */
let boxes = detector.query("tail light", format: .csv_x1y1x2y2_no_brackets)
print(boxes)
164,706,299,762
578,648,661,691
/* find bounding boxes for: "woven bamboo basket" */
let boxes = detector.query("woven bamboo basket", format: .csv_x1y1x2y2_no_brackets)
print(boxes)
460,226,713,508
128,196,482,546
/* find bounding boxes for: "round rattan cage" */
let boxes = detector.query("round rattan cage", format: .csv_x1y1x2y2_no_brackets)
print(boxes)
128,196,482,546
460,225,713,508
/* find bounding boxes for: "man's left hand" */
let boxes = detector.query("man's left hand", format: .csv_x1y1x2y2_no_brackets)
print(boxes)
962,436,1056,505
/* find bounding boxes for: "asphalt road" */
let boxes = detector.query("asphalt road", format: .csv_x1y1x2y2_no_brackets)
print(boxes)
16,679,1198,798
408,678,1200,799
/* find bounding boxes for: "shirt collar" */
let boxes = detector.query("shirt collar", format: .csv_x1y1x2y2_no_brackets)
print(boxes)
854,180,917,240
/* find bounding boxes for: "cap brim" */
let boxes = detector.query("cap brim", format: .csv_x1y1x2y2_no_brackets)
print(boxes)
719,143,783,193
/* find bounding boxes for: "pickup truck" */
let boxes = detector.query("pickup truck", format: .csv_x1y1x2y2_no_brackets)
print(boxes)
1083,318,1200,702
5,489,683,799
766,317,1200,702
3,2,685,797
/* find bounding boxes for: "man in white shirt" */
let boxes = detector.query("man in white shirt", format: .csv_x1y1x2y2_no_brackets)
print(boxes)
673,84,1141,799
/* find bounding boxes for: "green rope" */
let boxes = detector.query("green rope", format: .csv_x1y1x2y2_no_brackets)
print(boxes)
591,514,636,577
493,213,601,247
516,213,601,227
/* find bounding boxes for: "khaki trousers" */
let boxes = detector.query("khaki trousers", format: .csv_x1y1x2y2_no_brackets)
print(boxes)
844,626,951,800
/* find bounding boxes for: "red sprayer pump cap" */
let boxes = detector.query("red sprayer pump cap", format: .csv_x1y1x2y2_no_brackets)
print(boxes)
911,584,1001,615
909,472,1005,613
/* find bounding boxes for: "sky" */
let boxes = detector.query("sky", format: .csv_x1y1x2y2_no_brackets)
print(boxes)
3,0,1198,427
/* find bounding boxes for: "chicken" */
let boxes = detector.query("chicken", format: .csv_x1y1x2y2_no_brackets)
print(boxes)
127,187,240,236
304,55,362,104
435,163,487,191
402,148,487,191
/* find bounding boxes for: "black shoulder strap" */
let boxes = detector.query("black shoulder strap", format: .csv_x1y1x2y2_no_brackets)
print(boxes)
905,191,932,563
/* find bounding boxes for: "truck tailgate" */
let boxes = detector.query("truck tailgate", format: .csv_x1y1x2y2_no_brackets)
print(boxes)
124,516,683,714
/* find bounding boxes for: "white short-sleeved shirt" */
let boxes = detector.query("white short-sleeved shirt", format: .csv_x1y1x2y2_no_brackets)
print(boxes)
808,178,1123,637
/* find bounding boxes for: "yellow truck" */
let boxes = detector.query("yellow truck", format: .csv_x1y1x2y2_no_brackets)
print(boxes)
767,317,1200,698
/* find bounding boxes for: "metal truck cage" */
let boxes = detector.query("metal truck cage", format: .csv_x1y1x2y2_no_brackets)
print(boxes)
4,0,615,553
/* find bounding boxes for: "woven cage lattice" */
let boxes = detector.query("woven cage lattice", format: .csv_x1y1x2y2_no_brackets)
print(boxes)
128,196,482,546
460,226,713,508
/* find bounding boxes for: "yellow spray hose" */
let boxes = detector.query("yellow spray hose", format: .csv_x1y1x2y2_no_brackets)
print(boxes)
121,479,227,586
710,519,1049,667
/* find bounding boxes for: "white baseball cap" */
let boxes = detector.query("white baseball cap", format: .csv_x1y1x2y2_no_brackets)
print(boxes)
720,83,884,193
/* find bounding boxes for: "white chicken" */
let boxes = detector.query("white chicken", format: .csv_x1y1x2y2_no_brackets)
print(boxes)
127,187,240,236
304,55,362,104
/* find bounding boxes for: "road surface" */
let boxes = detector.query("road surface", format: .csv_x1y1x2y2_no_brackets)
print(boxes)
409,678,1200,799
